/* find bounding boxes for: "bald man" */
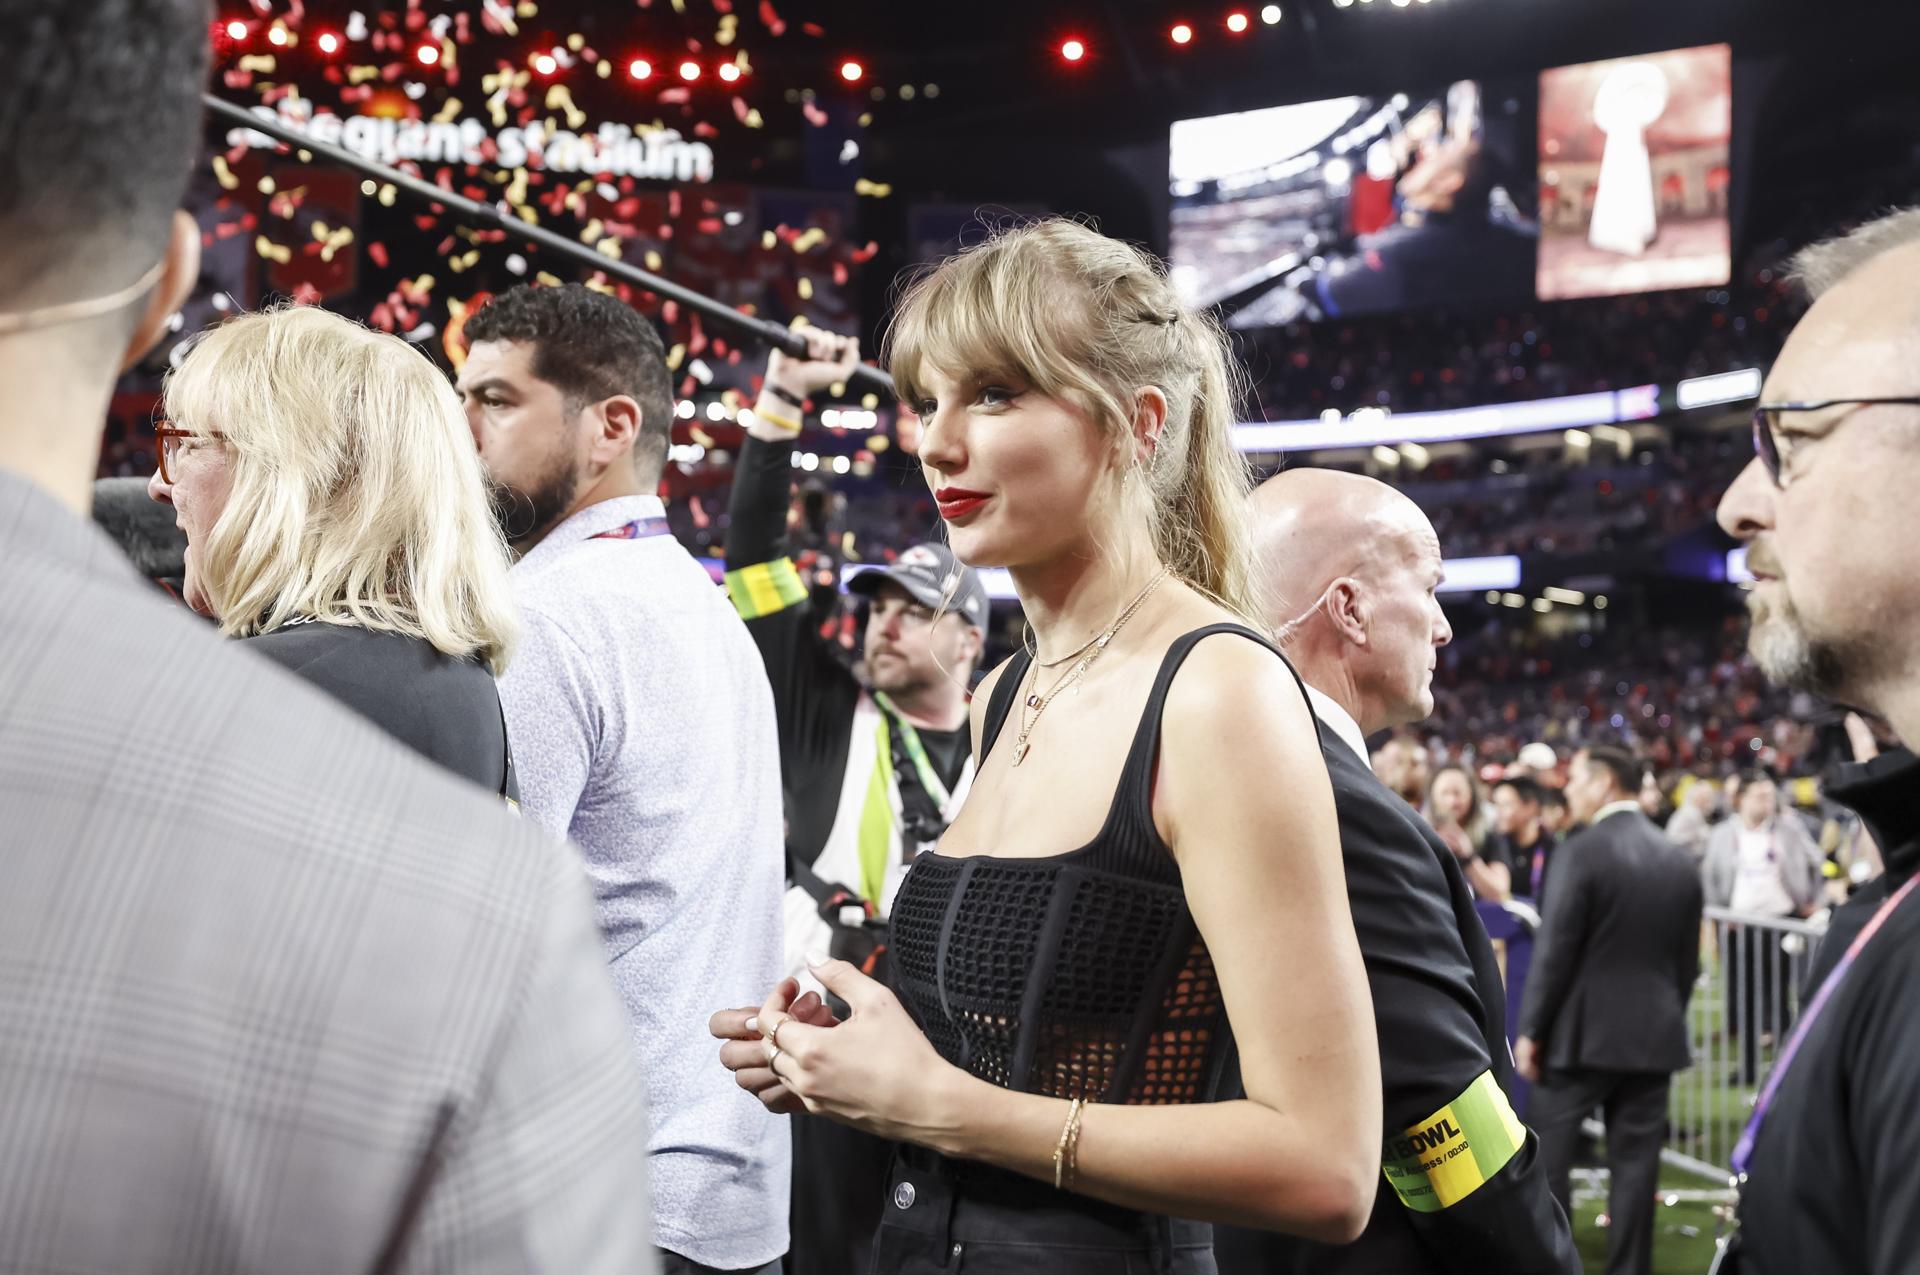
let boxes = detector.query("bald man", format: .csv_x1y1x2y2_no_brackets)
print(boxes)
1213,469,1577,1275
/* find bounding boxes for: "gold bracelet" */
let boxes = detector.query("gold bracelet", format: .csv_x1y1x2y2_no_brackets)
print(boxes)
753,403,803,434
1052,1097,1084,1190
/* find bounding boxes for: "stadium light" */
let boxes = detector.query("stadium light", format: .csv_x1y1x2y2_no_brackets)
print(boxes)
628,58,652,80
718,62,742,81
1170,23,1194,44
266,25,288,46
315,31,341,54
532,52,557,75
415,43,440,66
225,19,248,39
1261,4,1283,21
840,59,864,82
679,59,702,81
1226,11,1250,32
1060,37,1087,62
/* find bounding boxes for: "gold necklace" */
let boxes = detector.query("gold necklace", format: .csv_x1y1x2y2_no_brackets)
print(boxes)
1011,569,1167,767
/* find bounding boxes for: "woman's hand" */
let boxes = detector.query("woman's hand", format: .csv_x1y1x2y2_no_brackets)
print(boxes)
764,323,862,401
710,978,837,1115
753,958,975,1148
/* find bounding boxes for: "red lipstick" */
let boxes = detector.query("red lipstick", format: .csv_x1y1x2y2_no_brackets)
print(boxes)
934,487,991,521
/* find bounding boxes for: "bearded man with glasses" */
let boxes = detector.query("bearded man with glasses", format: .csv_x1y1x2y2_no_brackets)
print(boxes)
1709,208,1920,1275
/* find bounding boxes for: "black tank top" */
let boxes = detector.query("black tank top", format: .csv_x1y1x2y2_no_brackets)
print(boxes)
888,622,1305,1106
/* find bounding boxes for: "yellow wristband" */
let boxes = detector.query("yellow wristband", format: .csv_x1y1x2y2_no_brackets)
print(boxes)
755,403,802,434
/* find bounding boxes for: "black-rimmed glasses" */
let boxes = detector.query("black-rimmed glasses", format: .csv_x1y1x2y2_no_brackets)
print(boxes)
1752,397,1920,488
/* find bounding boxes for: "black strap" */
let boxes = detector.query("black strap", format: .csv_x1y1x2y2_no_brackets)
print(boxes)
876,697,951,850
979,645,1034,764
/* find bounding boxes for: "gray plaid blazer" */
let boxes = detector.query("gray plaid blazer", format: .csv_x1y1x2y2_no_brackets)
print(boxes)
0,470,657,1273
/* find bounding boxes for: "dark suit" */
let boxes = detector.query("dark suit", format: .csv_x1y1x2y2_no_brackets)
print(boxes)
1517,807,1703,1275
1216,719,1577,1275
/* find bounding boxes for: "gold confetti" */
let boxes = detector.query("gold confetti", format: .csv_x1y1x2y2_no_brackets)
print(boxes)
212,156,240,190
645,250,664,271
581,218,605,244
254,235,291,264
516,1,539,16
859,112,873,127
597,60,612,78
434,98,463,124
237,54,277,73
545,85,586,129
742,107,764,128
567,33,585,50
792,227,826,253
716,14,738,45
868,435,890,453
597,236,624,259
854,179,893,198
797,277,814,300
505,167,529,208
861,394,879,409
666,343,687,370
536,271,564,287
761,230,776,250
349,65,380,85
378,184,396,207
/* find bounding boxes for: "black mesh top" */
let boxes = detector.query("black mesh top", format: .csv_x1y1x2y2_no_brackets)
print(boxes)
889,623,1300,1105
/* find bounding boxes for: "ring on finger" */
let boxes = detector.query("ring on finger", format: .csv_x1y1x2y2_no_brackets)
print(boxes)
767,1016,789,1051
767,1046,787,1080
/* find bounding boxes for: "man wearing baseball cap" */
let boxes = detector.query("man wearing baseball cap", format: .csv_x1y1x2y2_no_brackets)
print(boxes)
722,325,987,1275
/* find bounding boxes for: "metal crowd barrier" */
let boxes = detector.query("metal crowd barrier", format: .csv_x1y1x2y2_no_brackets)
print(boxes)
1663,907,1829,1183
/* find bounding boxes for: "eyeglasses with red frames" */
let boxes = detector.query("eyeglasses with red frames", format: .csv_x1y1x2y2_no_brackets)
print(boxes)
152,422,227,486
1751,397,1920,489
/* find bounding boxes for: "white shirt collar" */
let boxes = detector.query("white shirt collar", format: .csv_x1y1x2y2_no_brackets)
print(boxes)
1593,799,1642,825
1303,683,1370,767
514,495,669,572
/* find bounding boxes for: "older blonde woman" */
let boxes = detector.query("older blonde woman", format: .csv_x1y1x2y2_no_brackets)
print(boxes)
148,305,519,796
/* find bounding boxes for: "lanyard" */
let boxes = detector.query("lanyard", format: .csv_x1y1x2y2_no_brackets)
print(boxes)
871,691,955,811
589,516,673,541
1530,841,1547,897
1730,872,1920,1177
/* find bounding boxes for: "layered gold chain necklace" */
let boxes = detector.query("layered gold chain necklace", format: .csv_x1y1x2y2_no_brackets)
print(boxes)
1011,568,1167,767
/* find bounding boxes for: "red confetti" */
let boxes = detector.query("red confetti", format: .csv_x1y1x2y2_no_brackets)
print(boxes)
851,240,880,263
668,190,682,218
801,21,823,35
803,101,828,128
832,261,849,285
693,121,718,138
369,242,390,268
662,300,679,323
659,87,691,105
414,214,438,231
759,0,786,37
697,217,722,234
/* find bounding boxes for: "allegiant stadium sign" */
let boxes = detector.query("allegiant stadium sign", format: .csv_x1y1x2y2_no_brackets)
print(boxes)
227,100,715,183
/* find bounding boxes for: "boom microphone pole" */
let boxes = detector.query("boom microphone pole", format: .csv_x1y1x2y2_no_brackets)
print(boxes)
201,93,897,399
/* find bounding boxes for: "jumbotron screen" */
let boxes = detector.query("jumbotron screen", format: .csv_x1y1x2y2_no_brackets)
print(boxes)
1168,81,1536,326
1536,43,1733,300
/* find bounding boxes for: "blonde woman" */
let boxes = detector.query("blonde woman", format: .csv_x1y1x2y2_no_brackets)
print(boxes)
1430,764,1511,900
714,219,1379,1271
148,305,519,797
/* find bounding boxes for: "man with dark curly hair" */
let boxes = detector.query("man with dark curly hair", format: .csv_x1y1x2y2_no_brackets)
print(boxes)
460,284,789,1275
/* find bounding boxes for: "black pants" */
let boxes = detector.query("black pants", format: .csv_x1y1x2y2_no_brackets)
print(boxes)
1722,926,1793,1083
871,1144,1215,1274
786,1114,895,1275
1530,1069,1669,1275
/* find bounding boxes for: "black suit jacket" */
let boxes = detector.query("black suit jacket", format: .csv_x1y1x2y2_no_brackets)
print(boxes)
1216,721,1577,1275
1517,809,1703,1074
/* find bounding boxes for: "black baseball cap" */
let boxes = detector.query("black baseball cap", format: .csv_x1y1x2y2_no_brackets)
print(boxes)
848,542,990,629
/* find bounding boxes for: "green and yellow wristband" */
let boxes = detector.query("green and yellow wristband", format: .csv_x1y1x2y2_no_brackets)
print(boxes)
1381,1070,1527,1213
726,557,809,619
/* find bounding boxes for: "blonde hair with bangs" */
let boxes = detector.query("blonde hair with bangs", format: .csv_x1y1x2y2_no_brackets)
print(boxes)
165,305,518,673
884,218,1257,619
